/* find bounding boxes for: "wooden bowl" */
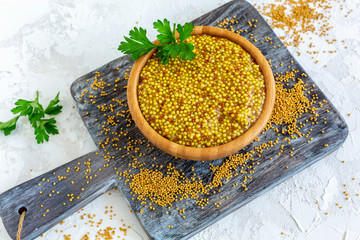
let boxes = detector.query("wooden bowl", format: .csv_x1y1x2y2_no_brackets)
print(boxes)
127,26,275,161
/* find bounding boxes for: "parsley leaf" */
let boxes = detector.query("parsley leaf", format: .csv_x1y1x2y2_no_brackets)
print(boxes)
34,118,59,144
155,20,195,64
1,91,62,143
156,44,172,64
11,91,45,128
45,92,62,115
156,42,195,64
11,91,44,119
0,116,20,136
178,42,196,61
118,27,157,61
118,19,196,64
176,22,194,43
153,19,176,44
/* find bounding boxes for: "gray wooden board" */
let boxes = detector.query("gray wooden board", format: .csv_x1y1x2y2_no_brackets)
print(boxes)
0,1,348,240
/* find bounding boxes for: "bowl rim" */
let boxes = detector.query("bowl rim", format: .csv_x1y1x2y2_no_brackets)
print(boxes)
127,26,275,161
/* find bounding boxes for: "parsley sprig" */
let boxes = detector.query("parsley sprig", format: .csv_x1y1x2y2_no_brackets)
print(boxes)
0,91,62,143
118,19,196,64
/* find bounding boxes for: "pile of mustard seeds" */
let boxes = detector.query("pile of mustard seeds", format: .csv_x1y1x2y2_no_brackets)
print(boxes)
256,0,349,47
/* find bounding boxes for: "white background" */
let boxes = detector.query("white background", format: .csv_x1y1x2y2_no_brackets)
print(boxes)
1,0,360,239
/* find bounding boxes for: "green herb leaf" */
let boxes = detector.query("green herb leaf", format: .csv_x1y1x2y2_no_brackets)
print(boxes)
10,99,32,116
153,19,176,44
178,42,196,61
34,118,59,144
118,19,196,64
11,91,45,128
176,22,194,43
0,116,20,136
155,21,195,63
118,27,157,60
45,92,63,115
155,45,171,64
11,91,45,119
156,42,195,64
2,91,62,143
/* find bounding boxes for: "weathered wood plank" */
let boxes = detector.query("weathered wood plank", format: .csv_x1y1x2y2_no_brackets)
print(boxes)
0,151,118,240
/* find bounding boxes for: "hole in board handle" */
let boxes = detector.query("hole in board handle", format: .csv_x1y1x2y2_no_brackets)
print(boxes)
18,207,27,215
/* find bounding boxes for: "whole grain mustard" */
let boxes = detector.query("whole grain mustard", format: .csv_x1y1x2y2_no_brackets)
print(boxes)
138,34,265,147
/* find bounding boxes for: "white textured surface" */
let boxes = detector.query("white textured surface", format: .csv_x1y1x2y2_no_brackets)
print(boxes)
1,0,360,239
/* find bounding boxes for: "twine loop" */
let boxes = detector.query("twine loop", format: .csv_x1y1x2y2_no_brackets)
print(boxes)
16,209,26,240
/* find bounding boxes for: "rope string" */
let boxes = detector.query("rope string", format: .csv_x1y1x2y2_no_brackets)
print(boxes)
16,210,26,240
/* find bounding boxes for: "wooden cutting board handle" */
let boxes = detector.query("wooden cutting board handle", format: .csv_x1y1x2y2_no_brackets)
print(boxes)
0,151,117,240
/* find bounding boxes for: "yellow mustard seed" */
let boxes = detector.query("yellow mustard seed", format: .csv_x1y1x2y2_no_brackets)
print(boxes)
138,34,265,147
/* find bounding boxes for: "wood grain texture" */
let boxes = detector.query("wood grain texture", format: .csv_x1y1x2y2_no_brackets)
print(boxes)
127,26,275,161
0,1,348,240
0,151,117,240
